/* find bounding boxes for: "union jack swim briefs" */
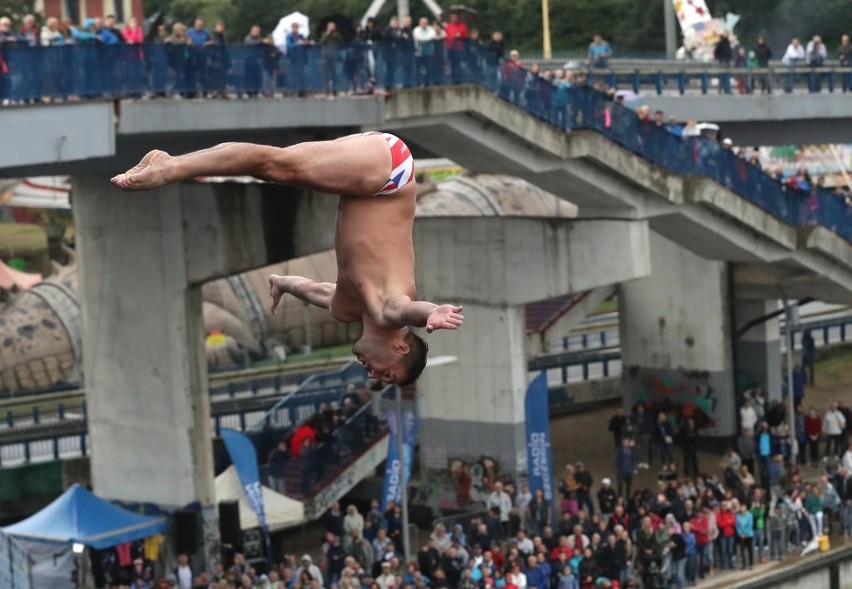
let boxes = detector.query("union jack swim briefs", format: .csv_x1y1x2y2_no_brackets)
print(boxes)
361,131,416,196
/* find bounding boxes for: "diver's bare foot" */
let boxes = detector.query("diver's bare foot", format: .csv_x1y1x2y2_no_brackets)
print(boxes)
111,150,173,191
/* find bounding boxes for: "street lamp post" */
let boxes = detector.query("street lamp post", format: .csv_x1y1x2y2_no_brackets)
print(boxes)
663,0,677,59
780,294,798,463
542,0,552,59
394,387,411,562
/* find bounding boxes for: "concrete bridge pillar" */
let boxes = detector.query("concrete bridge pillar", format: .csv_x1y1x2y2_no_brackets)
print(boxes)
733,299,782,404
619,232,737,437
72,176,336,507
412,216,651,484
418,304,529,476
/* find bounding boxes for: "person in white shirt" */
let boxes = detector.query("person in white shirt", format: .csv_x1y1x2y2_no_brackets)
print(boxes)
412,17,437,86
824,403,847,459
514,529,534,556
842,446,852,472
516,483,532,532
782,38,806,65
486,481,512,538
806,35,828,65
740,398,757,434
510,564,528,589
174,553,193,589
751,388,766,423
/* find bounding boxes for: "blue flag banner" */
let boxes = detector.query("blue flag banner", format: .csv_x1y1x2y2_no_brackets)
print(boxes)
221,428,271,561
525,372,555,517
380,406,419,511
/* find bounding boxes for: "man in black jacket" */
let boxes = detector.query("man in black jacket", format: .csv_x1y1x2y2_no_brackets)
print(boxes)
753,34,773,96
597,478,618,520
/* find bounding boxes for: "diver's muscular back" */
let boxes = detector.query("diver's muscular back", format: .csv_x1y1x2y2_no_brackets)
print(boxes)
331,183,417,326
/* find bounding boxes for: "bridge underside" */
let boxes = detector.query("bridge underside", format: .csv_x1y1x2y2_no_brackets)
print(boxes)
382,86,852,304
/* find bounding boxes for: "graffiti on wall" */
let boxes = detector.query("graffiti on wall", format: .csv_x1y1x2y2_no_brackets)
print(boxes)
418,456,518,511
625,366,722,432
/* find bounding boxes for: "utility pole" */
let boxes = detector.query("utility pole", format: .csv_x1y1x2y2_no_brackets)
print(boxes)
780,294,798,463
664,0,677,59
394,388,411,562
542,0,552,59
398,0,410,21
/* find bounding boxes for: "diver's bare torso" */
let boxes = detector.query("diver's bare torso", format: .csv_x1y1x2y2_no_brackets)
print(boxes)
330,184,418,327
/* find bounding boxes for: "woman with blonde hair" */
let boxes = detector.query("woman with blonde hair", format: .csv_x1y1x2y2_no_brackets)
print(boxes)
559,464,580,516
344,504,365,540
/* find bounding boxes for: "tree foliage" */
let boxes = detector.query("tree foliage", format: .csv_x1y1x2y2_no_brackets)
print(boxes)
8,0,852,56
0,0,34,23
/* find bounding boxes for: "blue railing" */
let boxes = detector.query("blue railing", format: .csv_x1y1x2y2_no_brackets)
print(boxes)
529,66,852,96
2,43,851,101
243,360,366,432
256,401,386,498
562,86,852,241
3,42,850,243
0,41,503,102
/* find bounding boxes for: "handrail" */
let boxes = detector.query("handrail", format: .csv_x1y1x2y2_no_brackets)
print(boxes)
0,41,850,104
245,360,366,431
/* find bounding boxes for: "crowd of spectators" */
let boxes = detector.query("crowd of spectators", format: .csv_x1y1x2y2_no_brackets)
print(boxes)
133,372,852,589
697,32,852,94
62,350,831,589
265,383,379,498
3,10,852,103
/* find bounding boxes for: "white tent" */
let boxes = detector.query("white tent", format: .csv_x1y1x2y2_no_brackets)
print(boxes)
215,466,304,532
271,11,310,50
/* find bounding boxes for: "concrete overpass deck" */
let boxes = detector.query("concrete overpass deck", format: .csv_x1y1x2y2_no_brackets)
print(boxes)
381,85,852,304
4,85,852,306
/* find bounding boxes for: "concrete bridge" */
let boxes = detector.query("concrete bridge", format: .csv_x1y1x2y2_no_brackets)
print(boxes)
4,84,852,510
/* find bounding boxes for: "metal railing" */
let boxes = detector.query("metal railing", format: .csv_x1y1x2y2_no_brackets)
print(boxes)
244,360,366,432
257,400,386,499
3,42,851,104
4,42,850,243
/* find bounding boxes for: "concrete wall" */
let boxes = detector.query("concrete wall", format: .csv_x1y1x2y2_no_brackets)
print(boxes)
735,299,783,403
72,177,336,507
414,216,650,478
643,93,852,145
418,304,529,475
0,101,114,169
620,232,736,435
74,178,216,507
413,217,650,306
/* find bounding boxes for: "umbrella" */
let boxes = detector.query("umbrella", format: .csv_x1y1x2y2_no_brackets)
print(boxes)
142,11,164,42
316,14,357,43
272,11,310,49
443,5,478,26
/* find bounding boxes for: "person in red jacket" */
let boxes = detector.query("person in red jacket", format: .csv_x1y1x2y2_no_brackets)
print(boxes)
442,12,468,83
804,406,823,467
690,510,712,578
716,502,737,571
290,423,316,458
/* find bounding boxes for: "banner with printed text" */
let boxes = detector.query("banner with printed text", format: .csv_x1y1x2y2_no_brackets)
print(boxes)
525,372,555,523
380,404,419,511
221,428,271,564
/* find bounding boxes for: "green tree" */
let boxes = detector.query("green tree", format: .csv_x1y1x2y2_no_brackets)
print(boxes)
0,0,35,24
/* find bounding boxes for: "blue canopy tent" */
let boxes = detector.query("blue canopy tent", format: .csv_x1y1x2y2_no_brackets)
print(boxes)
4,483,167,549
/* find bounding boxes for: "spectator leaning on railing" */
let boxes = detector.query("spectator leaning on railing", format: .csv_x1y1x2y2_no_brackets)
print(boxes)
587,34,611,69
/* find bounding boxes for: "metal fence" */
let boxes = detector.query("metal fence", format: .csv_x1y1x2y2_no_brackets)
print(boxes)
2,43,851,102
3,42,850,242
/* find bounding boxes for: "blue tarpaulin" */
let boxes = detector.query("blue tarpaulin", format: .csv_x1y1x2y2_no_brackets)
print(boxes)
3,484,167,550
